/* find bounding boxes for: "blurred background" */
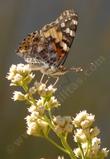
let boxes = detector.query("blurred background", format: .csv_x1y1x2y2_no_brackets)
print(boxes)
0,0,110,159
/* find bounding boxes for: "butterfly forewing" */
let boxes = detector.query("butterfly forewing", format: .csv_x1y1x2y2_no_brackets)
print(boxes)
40,10,78,67
16,9,78,70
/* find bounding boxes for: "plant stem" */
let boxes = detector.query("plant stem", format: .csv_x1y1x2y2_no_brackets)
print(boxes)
45,135,68,154
22,84,28,92
60,136,77,159
85,139,92,158
44,116,77,159
48,110,52,120
78,142,85,159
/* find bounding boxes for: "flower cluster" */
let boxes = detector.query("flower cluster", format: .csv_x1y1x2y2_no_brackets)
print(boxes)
25,108,49,136
25,83,60,136
6,64,109,159
6,64,60,137
12,91,26,101
73,111,109,159
53,116,73,134
6,64,34,87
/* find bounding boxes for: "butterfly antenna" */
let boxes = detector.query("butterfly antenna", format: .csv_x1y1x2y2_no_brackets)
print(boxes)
69,66,83,72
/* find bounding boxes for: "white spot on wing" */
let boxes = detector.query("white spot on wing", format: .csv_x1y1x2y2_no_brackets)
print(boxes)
72,20,78,25
70,30,75,37
66,10,70,16
65,28,71,34
60,42,68,51
61,23,65,28
65,19,68,22
64,28,76,37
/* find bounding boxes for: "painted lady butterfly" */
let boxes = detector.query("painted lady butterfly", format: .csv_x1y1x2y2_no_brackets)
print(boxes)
16,9,80,78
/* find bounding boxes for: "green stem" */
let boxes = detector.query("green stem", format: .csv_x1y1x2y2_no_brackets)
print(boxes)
77,142,85,159
85,139,92,158
22,84,28,92
48,109,52,120
44,115,54,129
44,115,77,159
29,96,37,105
21,84,36,106
60,136,77,159
45,135,68,154
21,83,37,106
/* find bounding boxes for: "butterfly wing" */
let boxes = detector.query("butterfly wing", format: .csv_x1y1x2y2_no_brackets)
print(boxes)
40,9,78,67
16,9,78,67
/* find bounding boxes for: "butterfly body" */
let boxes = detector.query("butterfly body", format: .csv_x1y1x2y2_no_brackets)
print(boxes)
16,9,78,77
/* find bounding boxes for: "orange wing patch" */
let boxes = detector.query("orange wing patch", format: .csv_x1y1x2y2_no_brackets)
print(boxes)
51,41,65,63
43,27,63,43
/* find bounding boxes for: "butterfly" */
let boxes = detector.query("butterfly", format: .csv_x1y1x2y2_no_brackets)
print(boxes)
16,9,80,78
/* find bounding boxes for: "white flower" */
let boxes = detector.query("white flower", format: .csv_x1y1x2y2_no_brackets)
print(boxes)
58,156,64,159
92,137,101,152
101,148,109,157
54,126,64,134
11,74,23,83
27,122,38,135
29,86,37,94
74,142,109,159
9,64,17,72
36,83,57,97
6,64,34,86
47,96,60,109
24,73,35,84
90,126,100,137
53,115,65,126
26,114,48,136
80,119,90,129
28,103,45,116
37,97,45,107
64,123,73,133
65,116,72,123
37,96,60,110
25,112,39,136
37,83,46,96
73,110,95,128
16,63,31,73
37,118,48,133
37,106,45,115
31,111,40,119
73,147,81,157
53,116,73,134
25,111,39,125
47,85,57,94
28,105,37,113
12,91,25,101
6,65,16,80
81,142,88,150
74,129,87,143
25,105,48,136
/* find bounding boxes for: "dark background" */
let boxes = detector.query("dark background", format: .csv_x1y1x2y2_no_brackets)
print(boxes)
0,0,110,159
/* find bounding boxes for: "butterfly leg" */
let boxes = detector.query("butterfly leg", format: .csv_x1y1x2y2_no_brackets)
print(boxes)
40,73,45,83
53,77,59,86
45,76,50,85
